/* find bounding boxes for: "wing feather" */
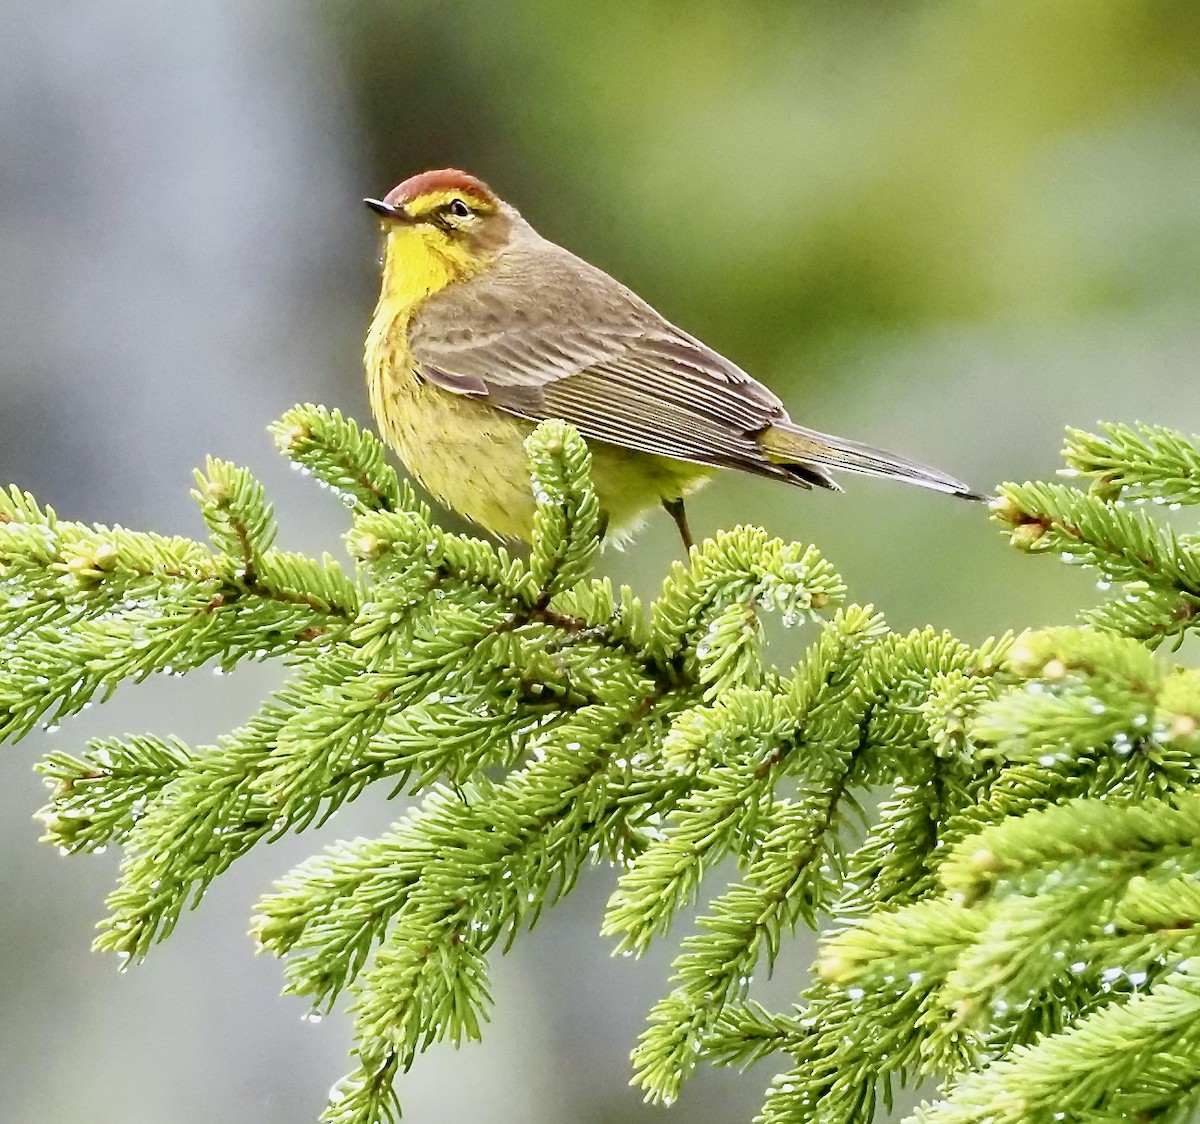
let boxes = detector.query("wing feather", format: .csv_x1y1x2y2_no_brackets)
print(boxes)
408,233,796,480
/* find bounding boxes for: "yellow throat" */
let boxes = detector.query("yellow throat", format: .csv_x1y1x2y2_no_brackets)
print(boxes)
373,221,485,322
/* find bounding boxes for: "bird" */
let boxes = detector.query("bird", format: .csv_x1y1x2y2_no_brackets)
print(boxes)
363,168,981,550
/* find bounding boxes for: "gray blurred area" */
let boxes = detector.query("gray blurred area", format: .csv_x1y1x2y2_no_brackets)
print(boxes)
2,2,1199,1121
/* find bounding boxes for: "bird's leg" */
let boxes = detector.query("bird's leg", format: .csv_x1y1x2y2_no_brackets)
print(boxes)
662,497,694,553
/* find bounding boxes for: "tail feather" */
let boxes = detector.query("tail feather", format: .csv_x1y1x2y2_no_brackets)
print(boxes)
759,422,985,501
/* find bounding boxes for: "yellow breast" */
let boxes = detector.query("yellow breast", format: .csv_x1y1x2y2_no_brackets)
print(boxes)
365,312,543,540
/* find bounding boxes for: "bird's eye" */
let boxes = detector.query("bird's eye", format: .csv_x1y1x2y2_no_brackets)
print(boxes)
447,199,471,219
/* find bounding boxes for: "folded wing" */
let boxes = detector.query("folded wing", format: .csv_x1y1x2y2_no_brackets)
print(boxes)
408,238,839,489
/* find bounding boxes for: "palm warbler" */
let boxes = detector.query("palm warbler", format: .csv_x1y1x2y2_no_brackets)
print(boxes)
364,169,980,548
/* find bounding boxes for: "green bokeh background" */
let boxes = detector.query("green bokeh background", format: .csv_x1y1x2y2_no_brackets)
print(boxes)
2,2,1198,1121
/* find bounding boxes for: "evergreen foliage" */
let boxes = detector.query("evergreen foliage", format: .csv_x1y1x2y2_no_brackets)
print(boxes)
3,408,1198,1122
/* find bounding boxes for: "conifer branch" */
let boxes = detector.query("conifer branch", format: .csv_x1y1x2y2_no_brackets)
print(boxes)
5,412,1200,1123
1063,422,1200,506
911,959,1200,1123
992,478,1200,649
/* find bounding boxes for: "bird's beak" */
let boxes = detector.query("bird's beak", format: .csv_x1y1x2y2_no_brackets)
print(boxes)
363,198,411,222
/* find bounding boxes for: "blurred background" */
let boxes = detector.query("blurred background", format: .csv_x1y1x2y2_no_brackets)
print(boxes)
2,2,1199,1121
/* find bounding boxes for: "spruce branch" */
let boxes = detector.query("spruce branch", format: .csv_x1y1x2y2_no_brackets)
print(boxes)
36,735,198,853
704,1001,810,1070
1062,422,1200,507
992,475,1200,648
910,959,1200,1124
992,482,1200,594
272,404,407,515
525,419,603,597
603,605,886,963
7,413,1200,1123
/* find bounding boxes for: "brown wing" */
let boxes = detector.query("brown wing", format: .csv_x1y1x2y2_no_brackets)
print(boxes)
407,234,835,486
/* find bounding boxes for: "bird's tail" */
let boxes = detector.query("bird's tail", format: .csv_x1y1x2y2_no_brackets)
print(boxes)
758,421,986,501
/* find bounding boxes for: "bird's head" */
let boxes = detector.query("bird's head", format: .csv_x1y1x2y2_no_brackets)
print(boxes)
365,169,513,301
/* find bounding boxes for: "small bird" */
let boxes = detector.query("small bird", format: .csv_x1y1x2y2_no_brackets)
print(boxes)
364,169,981,549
